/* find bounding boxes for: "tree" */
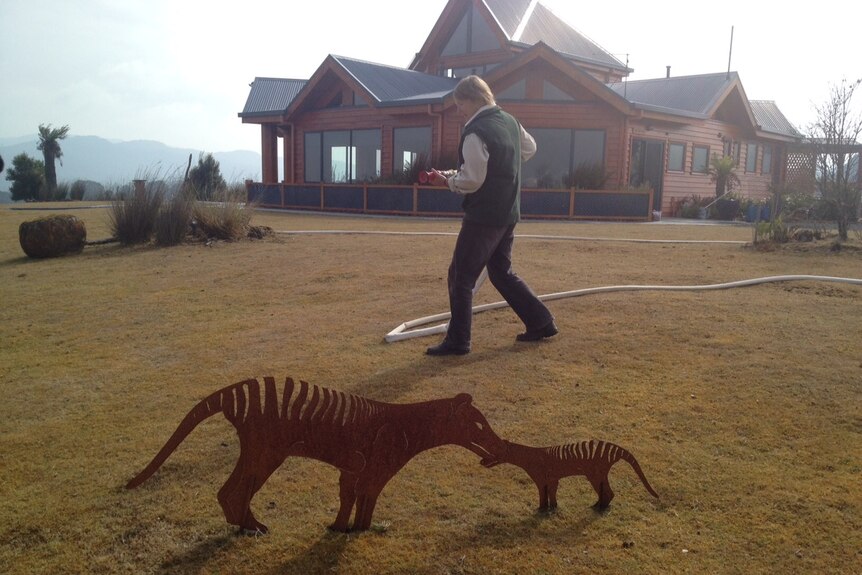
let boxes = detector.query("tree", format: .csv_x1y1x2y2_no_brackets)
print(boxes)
808,78,862,241
37,123,70,194
188,152,226,200
6,153,46,201
709,155,741,198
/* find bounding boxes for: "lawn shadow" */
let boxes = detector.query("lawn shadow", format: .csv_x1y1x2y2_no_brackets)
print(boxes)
466,506,600,550
158,532,237,575
268,530,350,575
352,345,514,401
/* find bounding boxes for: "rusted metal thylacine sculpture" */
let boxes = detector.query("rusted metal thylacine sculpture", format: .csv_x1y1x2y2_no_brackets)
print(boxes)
126,376,506,533
482,439,659,511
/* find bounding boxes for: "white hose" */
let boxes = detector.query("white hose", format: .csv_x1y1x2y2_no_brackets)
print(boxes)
270,229,860,343
384,275,862,342
278,230,746,245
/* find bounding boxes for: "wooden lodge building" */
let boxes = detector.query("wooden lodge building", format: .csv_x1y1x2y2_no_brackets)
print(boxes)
239,0,803,220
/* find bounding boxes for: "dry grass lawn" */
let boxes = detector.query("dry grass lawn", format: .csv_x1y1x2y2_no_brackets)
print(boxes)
1,204,860,575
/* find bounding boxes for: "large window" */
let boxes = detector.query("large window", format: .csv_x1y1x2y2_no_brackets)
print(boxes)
668,143,686,172
746,143,758,173
692,146,709,174
304,129,381,183
352,130,382,181
393,127,432,173
522,128,606,188
304,132,323,183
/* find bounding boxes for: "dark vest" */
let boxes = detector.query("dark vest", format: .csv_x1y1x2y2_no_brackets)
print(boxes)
459,106,522,226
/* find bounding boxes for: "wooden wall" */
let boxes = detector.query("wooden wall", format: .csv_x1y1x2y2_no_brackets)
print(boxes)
272,88,786,217
631,119,780,214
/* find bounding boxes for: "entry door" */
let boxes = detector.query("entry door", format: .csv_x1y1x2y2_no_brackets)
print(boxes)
630,139,665,210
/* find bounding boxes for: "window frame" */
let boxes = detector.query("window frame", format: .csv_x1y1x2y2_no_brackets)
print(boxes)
692,145,709,174
761,145,773,175
745,143,758,173
303,129,382,183
667,142,686,172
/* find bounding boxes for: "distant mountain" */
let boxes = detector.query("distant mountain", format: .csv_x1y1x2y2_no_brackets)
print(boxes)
0,135,264,196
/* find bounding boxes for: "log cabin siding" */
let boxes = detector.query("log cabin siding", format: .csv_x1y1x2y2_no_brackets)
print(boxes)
627,118,779,213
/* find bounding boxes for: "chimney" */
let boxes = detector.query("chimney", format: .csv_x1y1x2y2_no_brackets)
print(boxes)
666,66,671,78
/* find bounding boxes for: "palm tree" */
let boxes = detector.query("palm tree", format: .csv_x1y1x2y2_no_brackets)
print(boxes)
708,155,740,198
37,124,70,194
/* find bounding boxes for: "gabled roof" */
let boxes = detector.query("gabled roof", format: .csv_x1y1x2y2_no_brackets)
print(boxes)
275,55,459,120
333,56,458,106
411,0,627,73
484,0,532,38
512,2,625,70
476,42,633,115
608,72,740,118
239,77,307,118
608,73,801,139
750,101,803,138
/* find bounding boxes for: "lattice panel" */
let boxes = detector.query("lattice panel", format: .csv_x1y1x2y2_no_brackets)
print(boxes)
785,153,817,191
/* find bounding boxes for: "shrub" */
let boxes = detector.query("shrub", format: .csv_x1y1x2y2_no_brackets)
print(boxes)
192,188,252,240
7,153,46,202
188,152,227,200
754,217,790,244
154,187,195,246
675,194,709,219
108,181,165,244
70,181,86,201
19,215,87,258
566,162,609,189
52,182,70,202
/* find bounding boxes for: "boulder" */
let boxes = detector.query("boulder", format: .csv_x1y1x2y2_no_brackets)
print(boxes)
19,215,87,258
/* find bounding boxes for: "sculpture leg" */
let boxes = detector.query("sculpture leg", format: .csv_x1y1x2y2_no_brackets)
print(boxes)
353,484,385,531
547,479,559,510
589,474,614,509
217,449,284,534
537,482,549,511
330,471,358,532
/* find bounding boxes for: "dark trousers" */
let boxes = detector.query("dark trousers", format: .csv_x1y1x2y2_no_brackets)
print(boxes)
446,220,554,347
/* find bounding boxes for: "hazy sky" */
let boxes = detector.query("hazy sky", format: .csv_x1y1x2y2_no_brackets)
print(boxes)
2,0,860,153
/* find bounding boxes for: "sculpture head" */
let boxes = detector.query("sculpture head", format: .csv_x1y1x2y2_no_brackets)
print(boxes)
449,393,506,466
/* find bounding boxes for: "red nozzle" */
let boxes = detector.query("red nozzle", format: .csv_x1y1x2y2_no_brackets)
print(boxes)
418,170,433,184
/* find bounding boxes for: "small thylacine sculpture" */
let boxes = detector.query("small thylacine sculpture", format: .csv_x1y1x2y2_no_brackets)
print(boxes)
126,376,506,533
482,439,659,511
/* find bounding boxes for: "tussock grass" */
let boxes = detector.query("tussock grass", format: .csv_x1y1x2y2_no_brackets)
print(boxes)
1,205,860,575
154,187,195,247
192,189,253,240
108,182,165,244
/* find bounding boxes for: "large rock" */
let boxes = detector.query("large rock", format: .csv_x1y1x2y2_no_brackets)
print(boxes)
19,215,87,258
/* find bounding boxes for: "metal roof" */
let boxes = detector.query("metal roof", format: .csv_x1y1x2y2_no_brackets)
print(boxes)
750,100,802,137
333,55,459,105
512,2,626,70
239,77,307,117
483,0,532,38
608,72,737,117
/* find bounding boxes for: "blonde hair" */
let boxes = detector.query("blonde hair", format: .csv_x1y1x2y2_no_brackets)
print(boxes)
453,75,496,106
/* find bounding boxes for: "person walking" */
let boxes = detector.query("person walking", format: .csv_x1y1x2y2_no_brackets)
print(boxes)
425,75,558,356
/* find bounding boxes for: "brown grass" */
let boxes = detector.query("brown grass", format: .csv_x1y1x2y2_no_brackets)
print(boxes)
1,204,860,575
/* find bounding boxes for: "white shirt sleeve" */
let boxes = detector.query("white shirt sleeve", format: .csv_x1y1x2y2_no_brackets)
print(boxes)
521,124,537,161
447,133,488,195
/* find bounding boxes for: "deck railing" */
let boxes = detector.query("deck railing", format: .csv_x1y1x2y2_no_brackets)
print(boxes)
247,182,652,221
